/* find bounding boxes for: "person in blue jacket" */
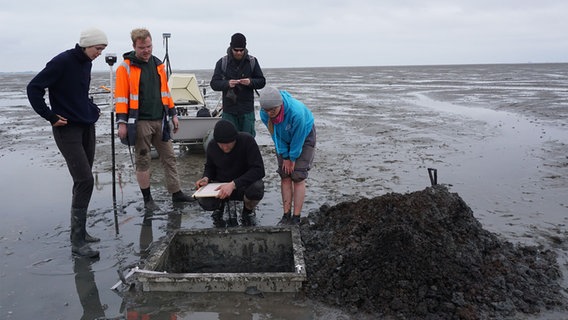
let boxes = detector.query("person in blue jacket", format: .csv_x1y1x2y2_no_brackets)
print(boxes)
259,87,316,225
27,27,108,258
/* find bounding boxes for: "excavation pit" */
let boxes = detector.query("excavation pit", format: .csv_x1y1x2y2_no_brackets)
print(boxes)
138,226,307,292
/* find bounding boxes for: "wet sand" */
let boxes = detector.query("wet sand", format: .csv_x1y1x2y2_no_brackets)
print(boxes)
1,64,568,319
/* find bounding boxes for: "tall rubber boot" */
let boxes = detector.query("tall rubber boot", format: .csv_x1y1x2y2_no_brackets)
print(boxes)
69,224,100,243
82,206,100,243
84,231,100,243
71,208,100,258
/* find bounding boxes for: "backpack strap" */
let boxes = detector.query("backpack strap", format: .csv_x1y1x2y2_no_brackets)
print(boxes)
247,55,259,96
221,55,256,75
249,55,256,71
221,55,228,80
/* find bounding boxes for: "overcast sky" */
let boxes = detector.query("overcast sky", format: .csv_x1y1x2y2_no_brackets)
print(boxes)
1,0,567,73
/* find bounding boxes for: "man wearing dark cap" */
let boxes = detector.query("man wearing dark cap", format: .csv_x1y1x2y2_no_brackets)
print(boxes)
210,33,266,137
195,120,265,226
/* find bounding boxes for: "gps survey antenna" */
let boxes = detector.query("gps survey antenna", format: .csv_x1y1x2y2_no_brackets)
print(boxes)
105,52,120,234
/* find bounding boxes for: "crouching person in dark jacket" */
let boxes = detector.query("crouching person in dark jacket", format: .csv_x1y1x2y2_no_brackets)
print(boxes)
194,120,265,227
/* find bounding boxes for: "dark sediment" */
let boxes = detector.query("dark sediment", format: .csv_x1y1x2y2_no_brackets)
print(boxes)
299,186,567,319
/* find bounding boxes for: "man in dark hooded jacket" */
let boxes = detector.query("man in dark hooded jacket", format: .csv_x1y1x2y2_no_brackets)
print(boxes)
194,120,265,227
210,33,266,137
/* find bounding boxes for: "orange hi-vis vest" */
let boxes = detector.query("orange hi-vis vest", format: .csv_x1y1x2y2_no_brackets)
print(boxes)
114,57,174,125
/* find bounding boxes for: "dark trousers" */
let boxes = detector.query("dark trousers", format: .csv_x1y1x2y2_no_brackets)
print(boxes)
53,124,96,209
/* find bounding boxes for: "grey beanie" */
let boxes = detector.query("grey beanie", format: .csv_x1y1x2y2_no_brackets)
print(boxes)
259,86,283,109
79,28,108,47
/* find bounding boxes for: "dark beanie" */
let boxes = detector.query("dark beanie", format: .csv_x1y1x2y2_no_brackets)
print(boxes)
230,33,247,48
214,119,238,143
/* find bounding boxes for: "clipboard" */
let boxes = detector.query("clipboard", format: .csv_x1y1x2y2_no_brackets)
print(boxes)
191,183,224,198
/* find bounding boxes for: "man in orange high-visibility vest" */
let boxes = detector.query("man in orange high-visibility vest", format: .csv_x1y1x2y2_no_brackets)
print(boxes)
115,28,193,210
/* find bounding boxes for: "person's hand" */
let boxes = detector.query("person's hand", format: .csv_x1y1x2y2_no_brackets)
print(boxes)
238,78,250,86
52,115,68,127
282,159,295,175
215,181,236,199
195,177,209,189
229,79,240,88
117,123,127,140
172,116,179,133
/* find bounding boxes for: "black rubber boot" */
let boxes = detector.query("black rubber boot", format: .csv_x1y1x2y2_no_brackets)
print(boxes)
69,227,100,242
71,208,100,258
84,232,100,243
172,191,195,202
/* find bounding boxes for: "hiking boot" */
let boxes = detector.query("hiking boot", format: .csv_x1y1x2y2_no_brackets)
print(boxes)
211,208,224,221
144,200,160,211
227,217,239,227
172,191,195,202
291,215,301,225
241,207,256,227
227,201,238,227
211,207,225,227
278,212,291,225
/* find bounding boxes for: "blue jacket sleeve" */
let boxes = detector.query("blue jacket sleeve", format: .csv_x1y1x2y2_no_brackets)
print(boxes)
287,111,311,162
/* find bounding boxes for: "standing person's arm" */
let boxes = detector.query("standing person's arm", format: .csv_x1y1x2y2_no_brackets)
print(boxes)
210,58,229,91
27,59,64,125
248,58,266,90
114,63,130,140
157,62,179,132
286,96,314,162
287,113,308,162
282,109,306,176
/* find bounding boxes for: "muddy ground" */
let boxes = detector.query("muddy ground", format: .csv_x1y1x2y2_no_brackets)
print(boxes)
2,64,568,319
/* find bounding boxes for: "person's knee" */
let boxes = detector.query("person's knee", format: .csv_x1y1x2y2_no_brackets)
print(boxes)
243,197,259,210
85,175,95,187
245,180,264,200
136,153,151,171
75,175,95,191
290,171,308,183
198,197,223,211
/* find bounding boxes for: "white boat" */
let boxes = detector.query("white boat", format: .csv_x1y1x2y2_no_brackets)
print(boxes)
167,73,222,151
157,32,221,152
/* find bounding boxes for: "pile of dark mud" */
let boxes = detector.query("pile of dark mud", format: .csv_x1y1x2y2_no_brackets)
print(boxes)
299,186,567,319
